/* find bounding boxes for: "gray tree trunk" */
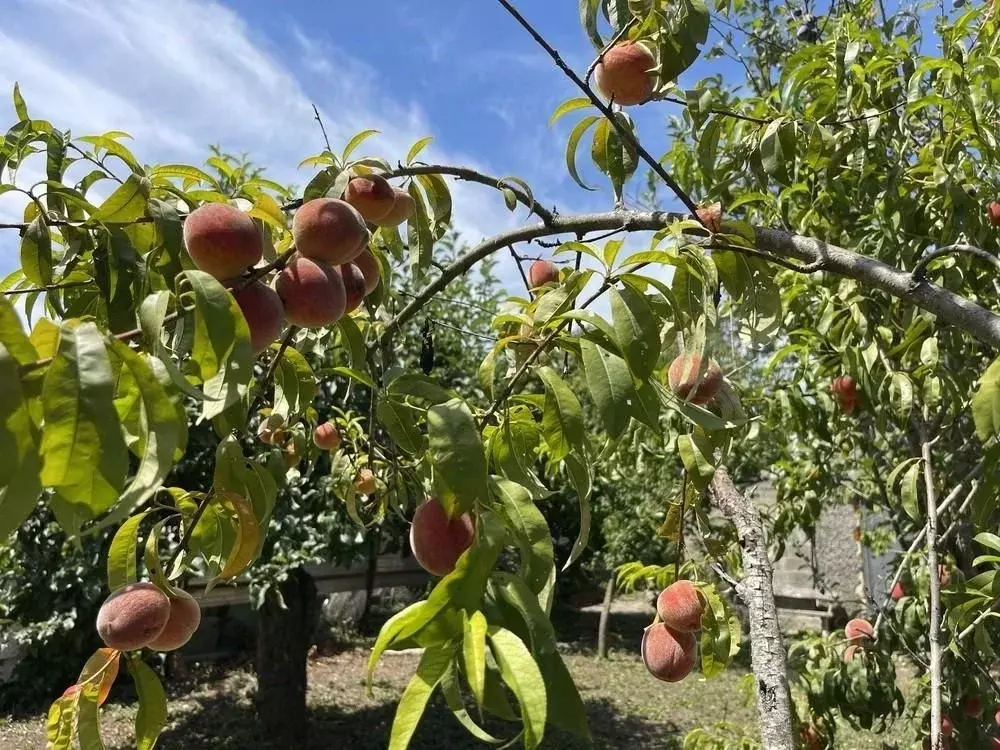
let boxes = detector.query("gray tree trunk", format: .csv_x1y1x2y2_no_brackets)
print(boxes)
709,467,794,750
596,573,615,659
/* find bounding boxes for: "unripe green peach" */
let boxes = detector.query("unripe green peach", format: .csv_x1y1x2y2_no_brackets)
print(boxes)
338,263,367,314
275,256,346,328
147,591,202,652
292,198,368,264
232,280,284,354
595,41,656,106
667,354,723,406
96,582,171,651
528,259,559,288
641,623,696,682
409,497,476,577
183,203,262,279
353,247,381,295
344,174,396,223
313,421,341,451
656,580,704,632
373,188,415,227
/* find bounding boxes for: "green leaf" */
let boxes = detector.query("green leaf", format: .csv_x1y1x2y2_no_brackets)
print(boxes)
388,643,456,750
488,627,547,749
462,610,489,707
0,296,36,365
492,478,555,594
416,173,453,233
565,115,600,191
130,659,167,750
440,666,505,744
91,174,148,223
536,366,585,462
610,285,660,379
889,372,913,421
366,601,435,692
272,345,316,419
973,357,1000,442
46,688,78,749
387,373,454,405
20,215,53,286
12,82,27,120
377,398,426,455
76,681,105,750
426,399,489,517
407,182,433,278
108,342,185,516
549,97,592,126
901,459,922,522
491,414,548,499
342,129,380,161
106,510,149,591
41,322,128,534
406,136,434,165
677,433,715,490
579,338,632,438
0,344,42,539
563,453,592,569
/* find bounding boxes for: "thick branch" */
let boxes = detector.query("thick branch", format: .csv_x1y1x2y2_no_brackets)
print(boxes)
380,211,1000,350
709,467,794,750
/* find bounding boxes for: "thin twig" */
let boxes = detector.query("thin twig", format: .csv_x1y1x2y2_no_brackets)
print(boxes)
510,245,533,297
2,281,90,296
494,0,704,223
911,243,1000,283
248,326,299,414
165,493,214,571
312,103,333,154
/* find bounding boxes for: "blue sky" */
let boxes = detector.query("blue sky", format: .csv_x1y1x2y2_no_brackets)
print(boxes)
0,0,731,291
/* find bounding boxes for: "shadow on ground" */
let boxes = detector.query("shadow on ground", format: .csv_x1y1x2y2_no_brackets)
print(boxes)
153,691,682,750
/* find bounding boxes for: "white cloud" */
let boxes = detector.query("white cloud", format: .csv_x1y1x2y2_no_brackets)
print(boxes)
0,0,523,285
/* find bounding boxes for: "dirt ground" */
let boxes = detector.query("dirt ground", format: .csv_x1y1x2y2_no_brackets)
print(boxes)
0,596,890,749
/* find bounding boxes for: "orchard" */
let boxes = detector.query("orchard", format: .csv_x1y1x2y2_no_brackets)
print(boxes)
2,0,1000,749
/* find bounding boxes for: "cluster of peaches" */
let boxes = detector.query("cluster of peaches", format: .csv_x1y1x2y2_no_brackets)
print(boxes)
182,173,414,354
641,580,705,683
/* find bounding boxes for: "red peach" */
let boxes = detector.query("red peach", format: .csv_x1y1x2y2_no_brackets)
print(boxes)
292,198,368,264
275,256,346,328
595,41,657,106
641,623,696,682
183,203,262,279
409,497,476,577
656,580,704,633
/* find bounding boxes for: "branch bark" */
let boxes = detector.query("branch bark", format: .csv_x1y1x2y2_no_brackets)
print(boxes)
379,211,1000,350
709,467,794,750
921,437,943,749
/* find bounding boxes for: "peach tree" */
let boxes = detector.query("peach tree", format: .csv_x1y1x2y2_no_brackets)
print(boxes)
1,0,1000,749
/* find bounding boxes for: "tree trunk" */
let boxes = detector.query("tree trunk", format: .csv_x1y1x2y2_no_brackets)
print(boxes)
709,467,794,750
255,567,319,744
921,437,944,749
596,573,615,659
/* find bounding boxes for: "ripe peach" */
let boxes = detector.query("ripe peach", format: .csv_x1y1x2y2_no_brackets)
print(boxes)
183,203,262,279
995,707,1000,725
275,256,346,328
988,201,1000,227
146,591,201,652
963,695,982,717
595,41,657,106
292,198,368,264
832,375,858,413
641,623,696,682
344,174,396,223
354,468,377,495
844,617,874,644
941,715,954,736
313,421,341,451
374,188,415,227
409,497,476,577
842,644,862,663
283,434,304,470
528,259,559,288
656,580,704,632
257,413,286,445
890,581,905,601
667,354,723,406
353,247,381,295
800,724,822,750
232,280,284,354
338,263,367,314
96,582,171,651
696,203,723,233
938,564,952,587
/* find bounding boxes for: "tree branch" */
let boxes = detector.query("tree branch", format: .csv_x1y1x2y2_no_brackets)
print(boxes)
494,0,704,222
708,467,794,749
920,435,943,749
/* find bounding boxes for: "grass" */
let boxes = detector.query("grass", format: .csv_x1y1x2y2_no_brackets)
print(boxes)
0,596,894,749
